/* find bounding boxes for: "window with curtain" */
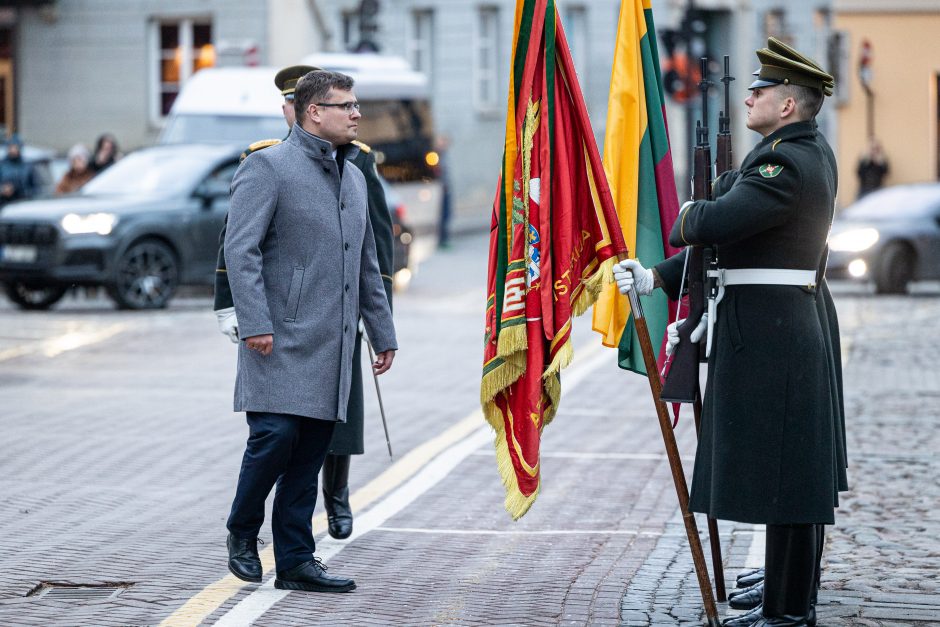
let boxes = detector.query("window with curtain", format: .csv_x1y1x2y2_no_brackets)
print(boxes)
155,19,214,118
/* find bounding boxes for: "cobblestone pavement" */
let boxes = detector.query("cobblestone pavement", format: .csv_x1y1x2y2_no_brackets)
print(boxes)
0,234,937,626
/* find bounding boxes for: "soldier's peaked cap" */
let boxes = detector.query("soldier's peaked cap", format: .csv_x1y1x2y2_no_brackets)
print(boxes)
274,64,320,97
749,37,834,96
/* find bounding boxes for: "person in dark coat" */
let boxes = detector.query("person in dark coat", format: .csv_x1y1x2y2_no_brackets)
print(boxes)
856,137,889,199
614,39,845,627
90,133,121,174
223,69,397,593
0,135,39,205
214,65,395,543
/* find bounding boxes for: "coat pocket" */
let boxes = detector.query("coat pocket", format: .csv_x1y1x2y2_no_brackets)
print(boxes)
284,266,305,322
726,293,745,353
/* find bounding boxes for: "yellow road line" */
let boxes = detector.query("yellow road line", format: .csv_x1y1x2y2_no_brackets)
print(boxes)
0,323,127,362
160,408,485,627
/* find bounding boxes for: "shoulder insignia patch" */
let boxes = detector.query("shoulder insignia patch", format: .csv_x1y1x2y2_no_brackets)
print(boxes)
241,139,281,162
351,139,372,153
248,139,281,152
759,163,784,178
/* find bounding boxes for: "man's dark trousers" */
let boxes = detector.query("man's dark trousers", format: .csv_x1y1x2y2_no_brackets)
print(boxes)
227,412,336,571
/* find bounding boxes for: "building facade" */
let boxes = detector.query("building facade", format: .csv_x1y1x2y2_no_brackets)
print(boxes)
7,0,326,151
11,0,931,219
833,0,940,203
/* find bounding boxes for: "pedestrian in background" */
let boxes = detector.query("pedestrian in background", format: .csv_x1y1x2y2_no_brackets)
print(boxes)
614,38,845,627
434,134,453,249
90,132,121,174
0,134,38,206
856,137,889,199
55,143,95,195
223,69,397,593
214,64,395,543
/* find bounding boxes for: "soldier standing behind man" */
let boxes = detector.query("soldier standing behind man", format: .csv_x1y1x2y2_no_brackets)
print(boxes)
614,39,845,627
214,65,395,544
223,69,396,592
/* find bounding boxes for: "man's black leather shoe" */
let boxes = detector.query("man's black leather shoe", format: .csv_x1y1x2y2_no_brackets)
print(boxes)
736,567,764,587
227,534,263,583
723,605,762,627
729,581,764,610
737,569,765,588
323,455,353,540
274,558,356,593
751,616,808,626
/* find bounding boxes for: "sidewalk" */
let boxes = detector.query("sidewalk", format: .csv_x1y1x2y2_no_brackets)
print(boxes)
0,233,937,625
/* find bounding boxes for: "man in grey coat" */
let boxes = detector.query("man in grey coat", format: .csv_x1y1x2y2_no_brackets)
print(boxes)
224,70,397,593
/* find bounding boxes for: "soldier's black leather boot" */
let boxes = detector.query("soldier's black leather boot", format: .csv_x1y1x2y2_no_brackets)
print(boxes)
729,580,764,610
737,567,765,589
722,604,763,627
322,454,353,539
753,524,817,627
807,524,825,627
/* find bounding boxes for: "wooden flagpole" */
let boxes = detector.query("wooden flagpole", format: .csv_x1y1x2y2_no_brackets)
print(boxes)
626,287,720,627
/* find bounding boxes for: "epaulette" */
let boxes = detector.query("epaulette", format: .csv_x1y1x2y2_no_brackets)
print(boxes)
240,139,281,161
351,139,372,153
771,138,783,151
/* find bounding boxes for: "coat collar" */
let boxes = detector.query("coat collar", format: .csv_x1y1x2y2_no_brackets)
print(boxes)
287,124,361,162
758,120,816,149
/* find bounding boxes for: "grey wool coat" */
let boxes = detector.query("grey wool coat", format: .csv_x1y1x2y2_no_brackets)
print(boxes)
225,124,397,422
656,120,845,525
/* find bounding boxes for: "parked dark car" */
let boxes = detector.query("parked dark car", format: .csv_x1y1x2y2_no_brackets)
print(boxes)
827,183,940,293
0,143,241,309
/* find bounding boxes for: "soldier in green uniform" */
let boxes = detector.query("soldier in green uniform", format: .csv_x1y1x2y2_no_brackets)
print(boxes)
214,65,394,541
614,40,844,627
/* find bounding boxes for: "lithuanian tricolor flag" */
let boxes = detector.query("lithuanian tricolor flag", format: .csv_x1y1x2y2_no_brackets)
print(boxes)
591,0,682,375
481,0,627,520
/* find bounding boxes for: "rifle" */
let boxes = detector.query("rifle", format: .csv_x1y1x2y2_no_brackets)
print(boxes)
706,56,735,357
716,56,734,175
660,57,711,404
660,56,729,603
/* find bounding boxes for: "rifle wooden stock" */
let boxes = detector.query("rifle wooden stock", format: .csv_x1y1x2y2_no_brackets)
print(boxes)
659,245,704,403
660,94,711,404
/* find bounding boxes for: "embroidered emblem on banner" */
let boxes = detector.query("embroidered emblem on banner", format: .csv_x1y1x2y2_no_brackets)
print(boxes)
759,163,784,178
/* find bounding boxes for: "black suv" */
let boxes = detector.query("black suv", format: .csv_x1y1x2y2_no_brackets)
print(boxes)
0,143,241,309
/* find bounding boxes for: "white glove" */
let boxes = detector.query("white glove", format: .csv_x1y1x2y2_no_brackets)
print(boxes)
665,314,707,357
215,307,239,343
612,259,654,296
690,314,708,343
665,318,685,357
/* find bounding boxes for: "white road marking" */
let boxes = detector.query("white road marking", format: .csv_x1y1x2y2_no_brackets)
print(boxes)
0,323,126,362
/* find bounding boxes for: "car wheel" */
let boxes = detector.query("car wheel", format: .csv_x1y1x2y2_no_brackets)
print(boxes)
874,241,915,294
3,282,67,310
107,239,179,309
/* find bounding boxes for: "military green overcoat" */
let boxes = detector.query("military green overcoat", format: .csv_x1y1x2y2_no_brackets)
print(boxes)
655,121,846,525
214,139,393,455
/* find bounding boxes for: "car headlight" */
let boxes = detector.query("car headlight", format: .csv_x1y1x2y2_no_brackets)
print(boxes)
829,227,879,252
61,212,118,235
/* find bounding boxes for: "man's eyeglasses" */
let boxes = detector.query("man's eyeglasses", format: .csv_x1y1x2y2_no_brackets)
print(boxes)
316,101,360,113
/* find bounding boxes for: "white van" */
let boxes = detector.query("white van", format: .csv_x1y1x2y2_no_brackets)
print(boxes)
159,54,441,241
